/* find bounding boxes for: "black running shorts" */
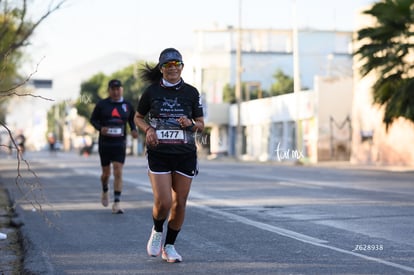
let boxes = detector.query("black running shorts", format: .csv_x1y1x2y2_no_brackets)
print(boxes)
99,144,126,166
147,151,198,178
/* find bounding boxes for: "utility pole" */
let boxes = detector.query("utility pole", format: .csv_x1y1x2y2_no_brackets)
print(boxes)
235,0,243,159
292,0,302,155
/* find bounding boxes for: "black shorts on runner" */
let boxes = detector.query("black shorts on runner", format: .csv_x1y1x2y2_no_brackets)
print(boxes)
99,144,126,166
147,151,198,178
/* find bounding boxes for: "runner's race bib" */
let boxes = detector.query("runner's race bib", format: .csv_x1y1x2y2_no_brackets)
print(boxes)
156,126,187,144
106,126,124,137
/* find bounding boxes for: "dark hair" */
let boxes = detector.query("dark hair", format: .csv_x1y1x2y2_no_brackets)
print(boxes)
140,48,183,85
139,63,162,84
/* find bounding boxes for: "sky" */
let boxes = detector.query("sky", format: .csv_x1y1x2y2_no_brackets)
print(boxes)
26,0,377,78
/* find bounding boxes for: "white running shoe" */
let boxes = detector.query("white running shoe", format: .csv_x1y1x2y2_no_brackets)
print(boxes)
147,227,162,257
111,202,124,214
162,244,182,263
101,191,109,207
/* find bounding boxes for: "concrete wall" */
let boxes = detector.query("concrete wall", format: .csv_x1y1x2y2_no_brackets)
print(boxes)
217,76,353,163
315,76,353,161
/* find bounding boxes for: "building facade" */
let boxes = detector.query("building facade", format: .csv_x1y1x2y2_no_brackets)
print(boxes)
189,28,354,162
191,28,353,104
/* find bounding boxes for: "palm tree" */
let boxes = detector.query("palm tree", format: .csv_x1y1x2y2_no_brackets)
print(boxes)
354,0,414,130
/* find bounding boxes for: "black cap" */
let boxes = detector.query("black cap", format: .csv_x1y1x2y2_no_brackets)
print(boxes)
108,79,122,88
159,48,183,66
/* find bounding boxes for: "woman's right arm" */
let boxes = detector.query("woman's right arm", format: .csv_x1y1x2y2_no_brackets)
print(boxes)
134,112,158,147
134,112,151,133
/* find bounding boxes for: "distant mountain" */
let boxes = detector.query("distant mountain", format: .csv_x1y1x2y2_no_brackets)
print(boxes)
51,51,153,101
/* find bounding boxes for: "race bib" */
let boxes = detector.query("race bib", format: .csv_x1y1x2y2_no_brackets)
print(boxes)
156,129,185,144
106,127,123,137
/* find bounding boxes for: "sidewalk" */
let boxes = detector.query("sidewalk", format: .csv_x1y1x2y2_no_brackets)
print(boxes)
0,183,23,274
308,161,414,172
205,154,414,172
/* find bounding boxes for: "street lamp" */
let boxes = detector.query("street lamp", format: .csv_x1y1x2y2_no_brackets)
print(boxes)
292,0,302,157
235,0,243,159
292,0,301,94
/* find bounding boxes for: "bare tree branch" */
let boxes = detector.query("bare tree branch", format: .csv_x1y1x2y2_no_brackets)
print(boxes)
1,120,58,228
0,55,54,102
17,0,66,49
0,0,67,58
0,0,67,228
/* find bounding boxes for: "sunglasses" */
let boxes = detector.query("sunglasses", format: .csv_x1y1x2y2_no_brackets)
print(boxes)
161,61,184,68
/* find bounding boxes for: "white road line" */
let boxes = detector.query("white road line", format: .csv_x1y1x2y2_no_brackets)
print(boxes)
190,194,414,272
311,242,414,273
188,199,328,244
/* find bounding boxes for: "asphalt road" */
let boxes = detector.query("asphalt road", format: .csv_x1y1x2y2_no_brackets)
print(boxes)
1,151,413,275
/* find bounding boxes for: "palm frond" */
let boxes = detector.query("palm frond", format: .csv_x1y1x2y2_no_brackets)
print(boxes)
354,0,414,130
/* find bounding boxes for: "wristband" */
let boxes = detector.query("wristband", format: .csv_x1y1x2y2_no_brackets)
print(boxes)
186,121,195,131
145,126,153,134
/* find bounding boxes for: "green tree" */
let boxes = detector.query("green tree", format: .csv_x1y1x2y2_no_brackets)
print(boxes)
109,62,147,106
222,83,236,103
47,102,66,141
222,69,294,103
223,82,269,103
270,69,294,96
76,62,148,120
75,72,107,119
354,0,414,129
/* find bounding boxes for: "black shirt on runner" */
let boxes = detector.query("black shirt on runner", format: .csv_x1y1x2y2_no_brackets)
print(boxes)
90,97,137,147
137,80,204,155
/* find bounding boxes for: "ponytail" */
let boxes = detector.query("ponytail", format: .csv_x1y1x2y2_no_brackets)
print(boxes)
140,63,162,84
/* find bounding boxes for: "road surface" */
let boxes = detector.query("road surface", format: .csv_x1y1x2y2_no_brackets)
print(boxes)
0,151,413,274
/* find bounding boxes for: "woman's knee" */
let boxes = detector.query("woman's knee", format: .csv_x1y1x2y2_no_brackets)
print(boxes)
154,198,172,213
172,199,187,212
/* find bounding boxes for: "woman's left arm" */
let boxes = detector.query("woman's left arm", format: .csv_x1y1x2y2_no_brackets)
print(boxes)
192,117,204,132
